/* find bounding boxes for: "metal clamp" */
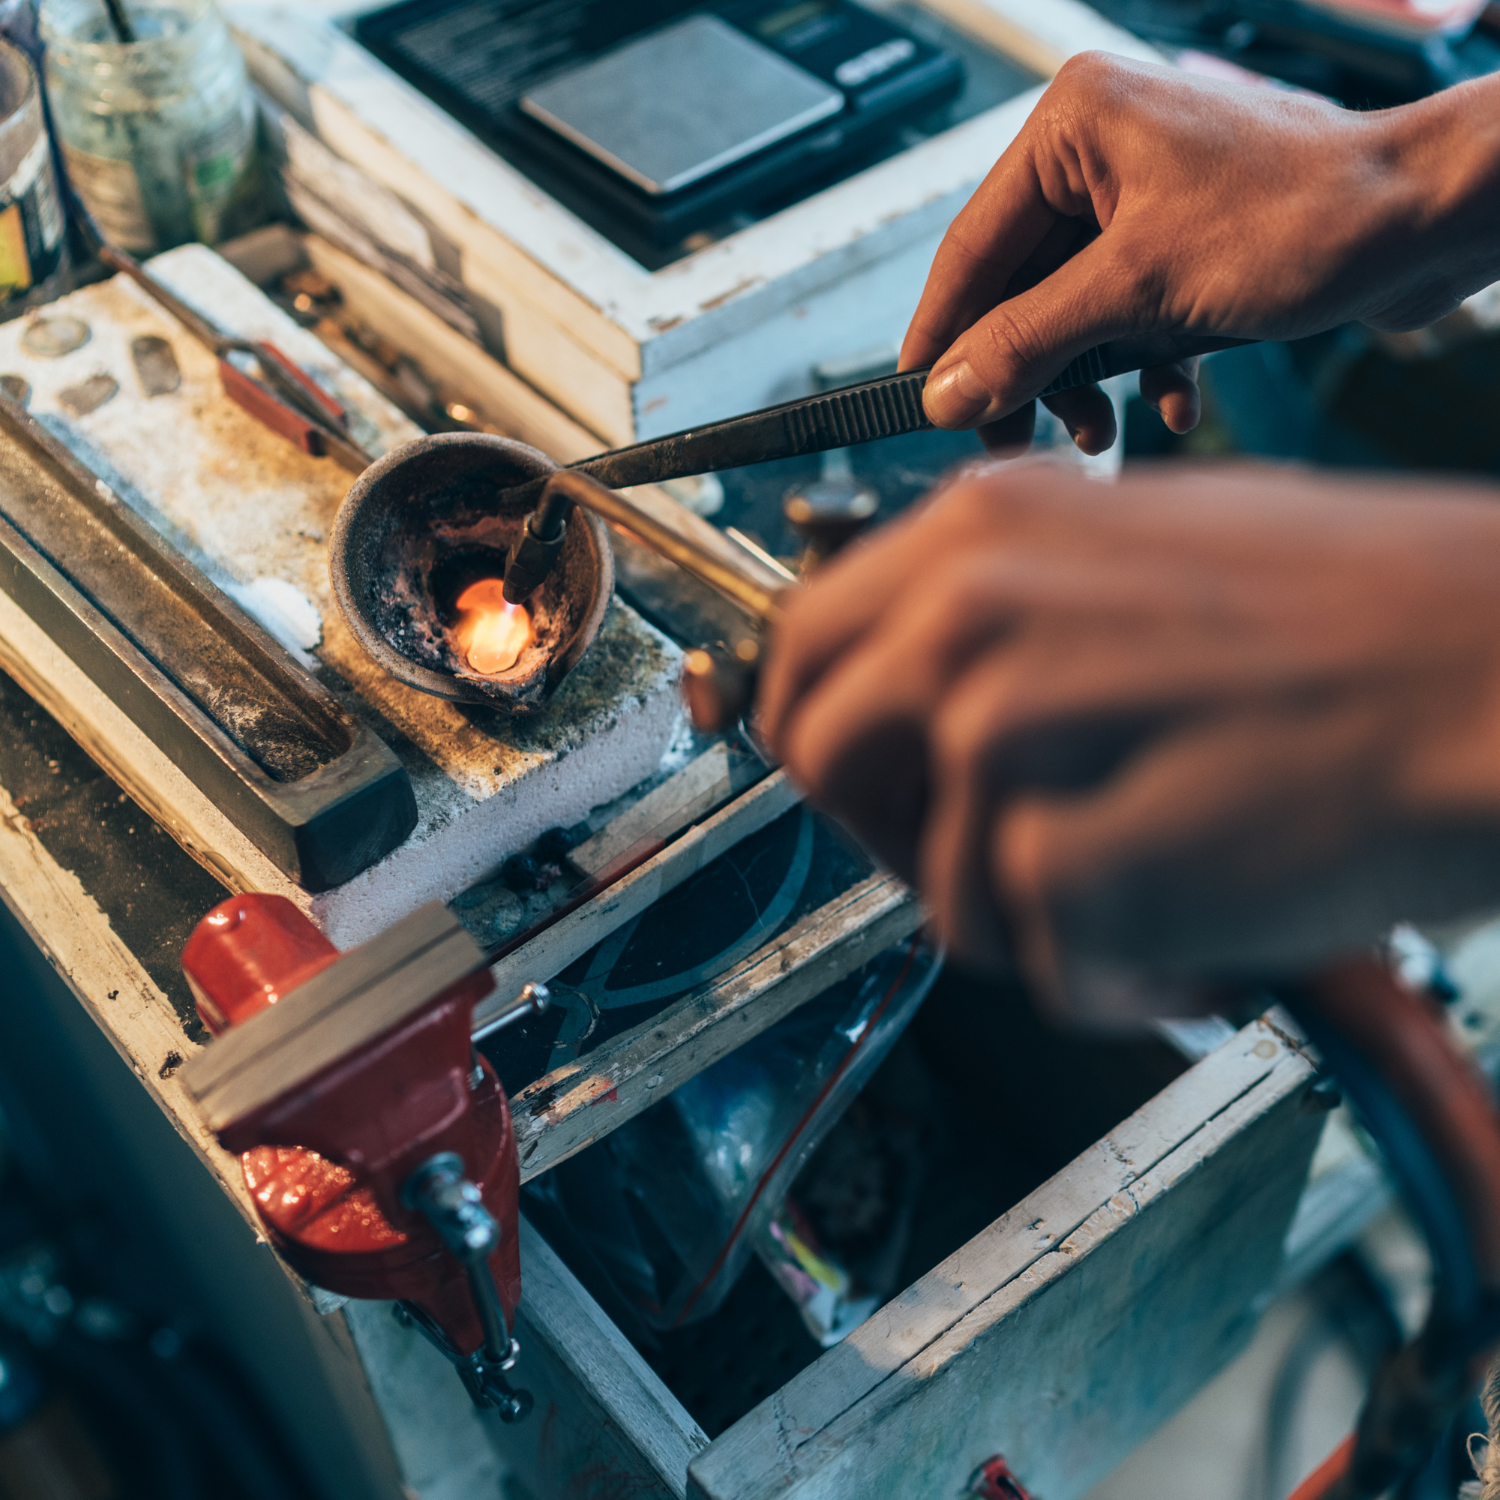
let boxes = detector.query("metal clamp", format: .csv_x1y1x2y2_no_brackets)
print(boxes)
400,1152,533,1422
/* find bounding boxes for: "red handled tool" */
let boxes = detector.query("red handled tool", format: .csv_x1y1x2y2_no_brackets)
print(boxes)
72,199,373,474
178,894,546,1417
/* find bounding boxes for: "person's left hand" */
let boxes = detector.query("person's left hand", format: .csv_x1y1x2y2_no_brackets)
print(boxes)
756,460,1500,1020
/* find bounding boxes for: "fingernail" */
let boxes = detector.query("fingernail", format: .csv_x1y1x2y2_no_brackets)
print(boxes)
923,361,991,428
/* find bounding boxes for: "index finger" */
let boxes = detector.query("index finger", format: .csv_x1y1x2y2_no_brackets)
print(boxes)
899,126,1085,372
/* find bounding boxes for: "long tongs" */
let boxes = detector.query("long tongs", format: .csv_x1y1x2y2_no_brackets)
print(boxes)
73,203,373,474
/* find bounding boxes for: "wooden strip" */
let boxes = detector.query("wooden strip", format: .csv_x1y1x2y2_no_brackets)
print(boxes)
510,1216,708,1498
512,874,919,1181
690,1016,1316,1478
569,742,739,877
918,0,1162,78
0,779,257,1225
301,234,608,460
479,770,803,1026
690,1027,1319,1500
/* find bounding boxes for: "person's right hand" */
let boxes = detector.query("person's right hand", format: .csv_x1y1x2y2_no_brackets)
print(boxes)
904,53,1500,454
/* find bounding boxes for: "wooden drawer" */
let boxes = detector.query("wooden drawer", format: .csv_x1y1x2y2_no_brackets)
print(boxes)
344,1009,1321,1500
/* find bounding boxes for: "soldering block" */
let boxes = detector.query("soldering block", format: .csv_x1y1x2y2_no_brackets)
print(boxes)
0,244,683,945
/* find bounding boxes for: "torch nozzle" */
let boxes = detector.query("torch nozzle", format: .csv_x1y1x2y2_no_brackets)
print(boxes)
501,502,569,605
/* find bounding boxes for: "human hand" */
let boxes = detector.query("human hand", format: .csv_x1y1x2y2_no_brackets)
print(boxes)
904,54,1500,456
757,461,1500,1020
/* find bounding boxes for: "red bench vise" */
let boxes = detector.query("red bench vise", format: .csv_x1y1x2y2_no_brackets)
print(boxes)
178,894,546,1419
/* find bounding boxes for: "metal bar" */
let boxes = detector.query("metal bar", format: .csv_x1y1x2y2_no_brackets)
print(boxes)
539,470,787,628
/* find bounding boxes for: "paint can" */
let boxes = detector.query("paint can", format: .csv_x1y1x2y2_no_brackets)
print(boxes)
0,37,66,308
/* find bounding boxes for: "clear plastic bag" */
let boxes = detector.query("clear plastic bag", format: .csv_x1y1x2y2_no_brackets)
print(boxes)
525,931,942,1331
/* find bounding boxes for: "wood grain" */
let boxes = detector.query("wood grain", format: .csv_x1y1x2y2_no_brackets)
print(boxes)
512,874,920,1181
688,1018,1320,1500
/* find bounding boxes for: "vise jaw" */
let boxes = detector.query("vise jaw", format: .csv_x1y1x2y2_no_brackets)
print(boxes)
179,895,545,1418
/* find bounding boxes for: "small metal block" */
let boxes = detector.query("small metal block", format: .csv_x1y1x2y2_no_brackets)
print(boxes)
21,316,90,358
131,334,182,396
57,373,119,417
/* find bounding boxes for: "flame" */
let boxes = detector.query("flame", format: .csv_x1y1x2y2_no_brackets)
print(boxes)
453,578,534,675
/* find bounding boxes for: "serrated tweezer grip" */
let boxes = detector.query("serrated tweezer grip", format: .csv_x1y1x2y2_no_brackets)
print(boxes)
495,339,1244,514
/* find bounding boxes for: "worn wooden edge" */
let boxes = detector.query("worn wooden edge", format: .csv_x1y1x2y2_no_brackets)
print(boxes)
228,0,1162,381
300,233,608,459
921,0,1163,77
0,584,278,898
482,770,803,1027
689,1014,1317,1496
515,1216,709,1497
716,1044,1318,1500
568,742,745,878
0,778,257,1221
512,874,920,1181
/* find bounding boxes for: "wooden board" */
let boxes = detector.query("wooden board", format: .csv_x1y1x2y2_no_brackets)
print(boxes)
512,873,920,1181
686,1015,1322,1499
229,0,1161,442
480,769,803,1030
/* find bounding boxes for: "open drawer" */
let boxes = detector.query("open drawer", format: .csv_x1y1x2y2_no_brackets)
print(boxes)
344,983,1322,1500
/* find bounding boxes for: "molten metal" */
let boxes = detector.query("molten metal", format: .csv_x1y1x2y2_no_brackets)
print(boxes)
454,579,534,675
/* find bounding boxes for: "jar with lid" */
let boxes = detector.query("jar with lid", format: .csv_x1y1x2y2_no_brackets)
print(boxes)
39,0,260,253
0,36,66,308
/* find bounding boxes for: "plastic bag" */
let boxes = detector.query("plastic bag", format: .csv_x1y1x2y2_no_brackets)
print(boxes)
524,931,942,1331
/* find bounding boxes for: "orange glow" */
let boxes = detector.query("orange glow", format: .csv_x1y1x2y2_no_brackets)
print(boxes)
454,578,534,675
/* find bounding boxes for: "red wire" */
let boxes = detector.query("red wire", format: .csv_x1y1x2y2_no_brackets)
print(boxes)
673,931,924,1326
1285,1434,1353,1500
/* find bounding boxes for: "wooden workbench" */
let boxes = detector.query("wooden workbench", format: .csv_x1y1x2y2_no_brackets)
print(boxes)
0,646,1441,1500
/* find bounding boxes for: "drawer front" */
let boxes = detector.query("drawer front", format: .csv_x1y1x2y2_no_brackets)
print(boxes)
488,1017,1320,1500
688,1017,1321,1499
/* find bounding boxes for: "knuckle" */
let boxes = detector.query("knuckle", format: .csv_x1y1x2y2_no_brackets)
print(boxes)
979,302,1049,378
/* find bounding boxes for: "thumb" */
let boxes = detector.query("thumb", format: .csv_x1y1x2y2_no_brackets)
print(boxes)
923,236,1149,430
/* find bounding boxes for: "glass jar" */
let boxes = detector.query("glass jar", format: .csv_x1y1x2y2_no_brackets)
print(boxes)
39,0,260,253
0,37,66,307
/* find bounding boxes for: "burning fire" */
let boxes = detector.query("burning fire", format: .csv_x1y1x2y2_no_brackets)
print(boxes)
453,578,534,675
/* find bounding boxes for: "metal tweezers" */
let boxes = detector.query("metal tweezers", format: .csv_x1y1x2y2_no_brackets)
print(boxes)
494,332,1245,511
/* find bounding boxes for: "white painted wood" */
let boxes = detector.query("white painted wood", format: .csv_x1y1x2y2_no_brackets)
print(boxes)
300,233,605,462
229,0,1162,440
566,742,746,878
0,778,253,1216
486,1217,709,1500
340,1300,509,1500
687,1017,1322,1500
481,770,803,1028
512,873,920,1181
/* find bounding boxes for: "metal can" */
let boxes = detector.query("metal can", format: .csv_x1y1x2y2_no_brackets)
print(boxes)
0,37,66,306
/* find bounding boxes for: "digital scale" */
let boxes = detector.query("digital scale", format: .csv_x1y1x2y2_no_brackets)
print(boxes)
354,0,965,247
